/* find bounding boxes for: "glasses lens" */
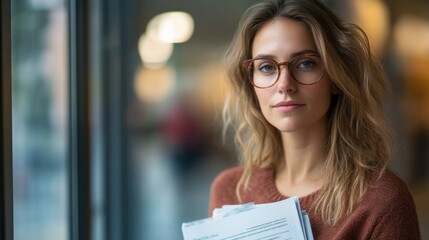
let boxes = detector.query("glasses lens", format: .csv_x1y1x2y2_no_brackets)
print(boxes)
290,55,324,85
246,55,324,88
250,59,278,88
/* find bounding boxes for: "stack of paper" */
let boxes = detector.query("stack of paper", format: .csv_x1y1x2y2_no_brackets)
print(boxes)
182,196,313,240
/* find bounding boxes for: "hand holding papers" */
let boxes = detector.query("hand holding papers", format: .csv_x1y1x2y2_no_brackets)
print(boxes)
182,196,313,240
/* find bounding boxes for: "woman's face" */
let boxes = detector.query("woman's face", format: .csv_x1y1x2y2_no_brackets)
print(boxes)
251,18,332,133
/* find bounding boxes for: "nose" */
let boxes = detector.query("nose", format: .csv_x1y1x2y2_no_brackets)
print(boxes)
276,65,297,94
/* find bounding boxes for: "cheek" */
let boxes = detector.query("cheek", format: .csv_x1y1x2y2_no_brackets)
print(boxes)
317,85,331,101
314,82,333,112
314,76,332,101
254,89,272,110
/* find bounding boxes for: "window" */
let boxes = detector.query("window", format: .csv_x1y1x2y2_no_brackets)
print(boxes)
11,0,68,239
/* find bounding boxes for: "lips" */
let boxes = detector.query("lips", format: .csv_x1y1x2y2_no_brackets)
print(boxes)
273,101,304,112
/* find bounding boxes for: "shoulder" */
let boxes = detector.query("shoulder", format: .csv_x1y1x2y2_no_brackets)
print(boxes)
208,166,243,216
365,170,416,213
210,166,243,200
211,166,244,191
369,170,414,203
364,170,421,239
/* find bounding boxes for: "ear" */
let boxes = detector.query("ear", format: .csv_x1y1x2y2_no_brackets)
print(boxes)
331,83,339,95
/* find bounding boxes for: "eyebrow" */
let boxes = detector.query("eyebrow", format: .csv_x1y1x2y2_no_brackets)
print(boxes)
253,49,320,60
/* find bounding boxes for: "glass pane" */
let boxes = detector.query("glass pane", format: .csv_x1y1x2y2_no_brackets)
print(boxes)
89,1,105,239
11,0,68,239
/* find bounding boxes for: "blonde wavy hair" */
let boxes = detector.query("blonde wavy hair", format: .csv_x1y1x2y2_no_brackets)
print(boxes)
223,0,392,225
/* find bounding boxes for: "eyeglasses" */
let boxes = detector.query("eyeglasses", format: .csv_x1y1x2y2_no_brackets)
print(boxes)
243,54,325,88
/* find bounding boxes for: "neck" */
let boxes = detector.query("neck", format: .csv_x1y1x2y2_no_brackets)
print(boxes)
276,118,327,188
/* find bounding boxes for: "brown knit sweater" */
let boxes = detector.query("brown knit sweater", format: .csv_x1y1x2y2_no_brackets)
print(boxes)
209,167,421,240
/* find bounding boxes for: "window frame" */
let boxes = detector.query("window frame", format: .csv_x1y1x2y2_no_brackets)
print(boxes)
0,0,14,239
68,0,92,239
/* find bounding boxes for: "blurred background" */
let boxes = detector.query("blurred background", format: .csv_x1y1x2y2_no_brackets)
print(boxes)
9,0,429,239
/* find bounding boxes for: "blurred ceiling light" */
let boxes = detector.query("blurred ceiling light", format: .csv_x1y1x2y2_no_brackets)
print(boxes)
394,15,429,57
147,11,194,43
138,33,173,68
134,66,175,104
352,0,389,54
196,64,228,115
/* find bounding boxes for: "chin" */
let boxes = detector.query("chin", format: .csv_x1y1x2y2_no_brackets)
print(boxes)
271,121,303,133
277,126,302,133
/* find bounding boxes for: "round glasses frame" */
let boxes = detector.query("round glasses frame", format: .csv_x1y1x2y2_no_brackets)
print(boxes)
243,54,325,89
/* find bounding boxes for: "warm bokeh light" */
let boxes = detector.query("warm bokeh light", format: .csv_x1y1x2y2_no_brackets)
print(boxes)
394,15,429,130
138,33,173,68
147,11,194,43
352,0,389,54
394,15,429,57
134,65,175,103
195,63,228,117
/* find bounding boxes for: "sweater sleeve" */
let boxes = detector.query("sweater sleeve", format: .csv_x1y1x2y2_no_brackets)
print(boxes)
369,173,421,240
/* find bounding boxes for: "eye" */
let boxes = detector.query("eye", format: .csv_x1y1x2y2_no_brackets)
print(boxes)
293,56,320,71
256,61,277,73
299,60,315,69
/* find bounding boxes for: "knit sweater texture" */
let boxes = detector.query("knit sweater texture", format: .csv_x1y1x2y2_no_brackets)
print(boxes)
209,166,421,239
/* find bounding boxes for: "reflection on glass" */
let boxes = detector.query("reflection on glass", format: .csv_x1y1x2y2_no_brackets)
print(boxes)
12,0,68,239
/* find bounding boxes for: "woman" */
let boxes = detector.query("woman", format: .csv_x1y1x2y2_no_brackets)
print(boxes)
209,0,421,239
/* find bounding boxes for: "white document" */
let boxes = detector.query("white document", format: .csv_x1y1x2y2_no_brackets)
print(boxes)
182,197,311,240
302,211,314,240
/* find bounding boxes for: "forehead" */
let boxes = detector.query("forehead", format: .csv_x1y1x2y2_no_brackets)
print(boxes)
251,18,317,59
